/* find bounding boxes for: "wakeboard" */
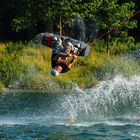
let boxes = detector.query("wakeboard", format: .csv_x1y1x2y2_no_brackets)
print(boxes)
33,32,90,57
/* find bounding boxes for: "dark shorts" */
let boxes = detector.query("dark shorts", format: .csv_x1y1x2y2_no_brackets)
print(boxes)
51,54,70,73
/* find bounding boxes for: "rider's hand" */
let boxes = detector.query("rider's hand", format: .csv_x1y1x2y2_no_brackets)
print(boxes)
73,54,78,59
66,54,73,57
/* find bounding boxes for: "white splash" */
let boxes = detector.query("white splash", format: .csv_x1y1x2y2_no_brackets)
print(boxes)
60,75,140,121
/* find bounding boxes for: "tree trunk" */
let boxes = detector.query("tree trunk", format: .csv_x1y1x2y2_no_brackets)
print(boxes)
59,15,62,35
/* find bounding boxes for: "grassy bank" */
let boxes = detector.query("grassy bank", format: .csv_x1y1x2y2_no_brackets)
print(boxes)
0,42,140,92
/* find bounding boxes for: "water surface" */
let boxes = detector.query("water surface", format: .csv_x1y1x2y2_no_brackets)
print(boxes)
0,76,140,140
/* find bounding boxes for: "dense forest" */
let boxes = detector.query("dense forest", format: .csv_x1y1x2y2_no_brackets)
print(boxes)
0,0,140,42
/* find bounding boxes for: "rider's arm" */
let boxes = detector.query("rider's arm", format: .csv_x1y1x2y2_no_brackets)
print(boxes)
67,54,77,68
53,53,72,61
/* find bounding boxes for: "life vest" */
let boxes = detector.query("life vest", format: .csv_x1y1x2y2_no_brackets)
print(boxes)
42,33,54,48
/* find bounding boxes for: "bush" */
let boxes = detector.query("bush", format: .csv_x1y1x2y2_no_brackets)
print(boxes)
95,55,140,80
0,42,24,87
0,82,5,93
1,41,140,90
22,74,60,91
5,41,25,55
92,37,136,55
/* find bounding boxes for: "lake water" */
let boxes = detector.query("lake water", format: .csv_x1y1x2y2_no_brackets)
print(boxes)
0,75,140,140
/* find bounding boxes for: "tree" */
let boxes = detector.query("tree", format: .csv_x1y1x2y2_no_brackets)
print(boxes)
94,0,136,54
0,0,137,45
11,0,101,36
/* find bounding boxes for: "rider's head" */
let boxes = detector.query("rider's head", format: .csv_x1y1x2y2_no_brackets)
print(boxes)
50,65,63,76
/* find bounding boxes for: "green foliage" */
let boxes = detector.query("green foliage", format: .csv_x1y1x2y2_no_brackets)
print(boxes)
22,74,60,91
52,78,77,91
12,17,30,32
111,37,135,53
0,42,25,87
95,55,140,81
10,0,102,34
0,0,139,45
1,42,140,91
0,81,5,93
95,0,136,53
5,42,25,54
93,36,136,54
0,55,23,87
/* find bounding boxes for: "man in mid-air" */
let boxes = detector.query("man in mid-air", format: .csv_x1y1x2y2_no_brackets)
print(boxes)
33,32,89,76
50,37,78,76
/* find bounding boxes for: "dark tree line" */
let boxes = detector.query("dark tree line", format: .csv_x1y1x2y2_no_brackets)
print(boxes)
0,0,140,42
129,0,140,42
